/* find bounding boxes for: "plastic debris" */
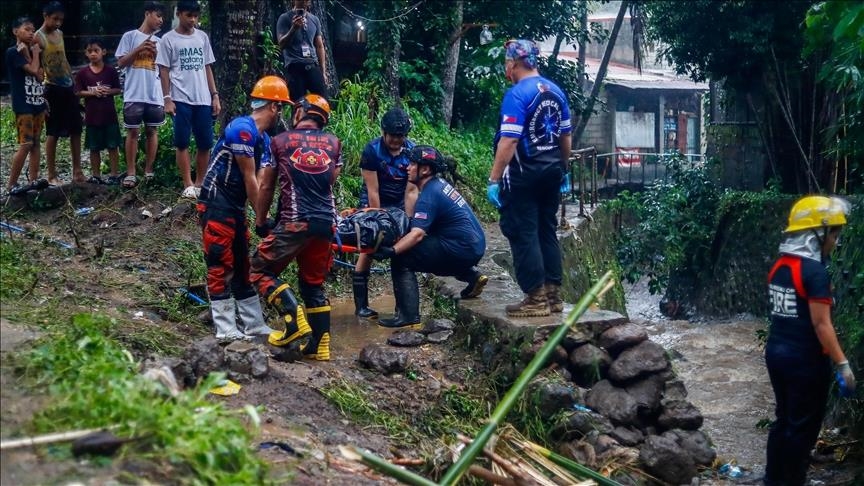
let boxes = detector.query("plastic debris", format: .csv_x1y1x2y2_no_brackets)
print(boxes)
719,463,743,478
209,379,242,396
75,207,94,216
141,209,153,218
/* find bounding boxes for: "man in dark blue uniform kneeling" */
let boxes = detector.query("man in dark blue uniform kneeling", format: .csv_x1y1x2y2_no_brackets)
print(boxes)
373,145,488,329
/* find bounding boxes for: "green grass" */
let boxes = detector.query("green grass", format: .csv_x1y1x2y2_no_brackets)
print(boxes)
0,239,39,299
18,313,268,484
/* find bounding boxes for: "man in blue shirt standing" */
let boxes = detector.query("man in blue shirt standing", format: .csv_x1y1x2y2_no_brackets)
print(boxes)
374,145,487,329
487,39,572,317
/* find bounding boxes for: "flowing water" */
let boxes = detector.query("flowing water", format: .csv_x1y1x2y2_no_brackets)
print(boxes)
626,277,773,478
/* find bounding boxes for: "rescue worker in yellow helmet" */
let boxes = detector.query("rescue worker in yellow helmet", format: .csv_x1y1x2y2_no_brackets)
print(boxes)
197,75,290,342
249,93,342,360
764,195,856,486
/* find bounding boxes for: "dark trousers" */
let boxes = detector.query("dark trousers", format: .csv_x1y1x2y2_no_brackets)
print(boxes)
764,345,832,486
498,166,562,293
394,234,480,283
285,62,328,99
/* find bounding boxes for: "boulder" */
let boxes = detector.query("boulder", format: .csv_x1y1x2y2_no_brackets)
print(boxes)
625,374,664,417
358,345,409,374
421,318,456,334
663,379,688,401
662,429,716,467
535,323,593,352
598,323,648,356
527,376,582,419
387,331,425,347
608,341,669,383
657,399,704,430
184,337,224,379
225,341,270,381
568,344,612,386
585,380,639,426
426,330,454,343
550,410,613,441
639,434,697,485
610,426,644,447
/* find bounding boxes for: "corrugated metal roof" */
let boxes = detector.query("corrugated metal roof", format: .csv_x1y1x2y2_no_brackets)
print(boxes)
605,79,709,91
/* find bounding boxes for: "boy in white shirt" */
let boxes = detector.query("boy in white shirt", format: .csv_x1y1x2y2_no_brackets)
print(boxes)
115,1,165,188
156,0,220,198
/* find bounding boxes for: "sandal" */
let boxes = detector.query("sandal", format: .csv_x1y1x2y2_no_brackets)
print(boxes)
122,175,139,189
87,175,105,185
144,172,156,182
105,175,123,186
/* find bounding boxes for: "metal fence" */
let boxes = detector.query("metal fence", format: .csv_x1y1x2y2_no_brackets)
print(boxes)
561,147,705,216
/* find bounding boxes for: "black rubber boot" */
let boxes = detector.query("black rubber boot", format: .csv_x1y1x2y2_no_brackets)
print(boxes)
302,305,331,361
352,271,378,318
266,283,311,346
379,266,422,330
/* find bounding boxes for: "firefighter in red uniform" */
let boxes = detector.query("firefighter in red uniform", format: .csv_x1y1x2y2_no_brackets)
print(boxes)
249,94,341,360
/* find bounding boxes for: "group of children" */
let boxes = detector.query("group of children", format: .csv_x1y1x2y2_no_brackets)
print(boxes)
4,1,218,199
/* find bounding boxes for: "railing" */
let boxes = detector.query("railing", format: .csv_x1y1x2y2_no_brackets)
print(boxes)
562,148,706,214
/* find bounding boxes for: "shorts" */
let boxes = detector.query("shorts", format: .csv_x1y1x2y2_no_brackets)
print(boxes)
15,112,46,145
84,123,123,152
123,102,166,128
173,101,213,150
44,84,83,137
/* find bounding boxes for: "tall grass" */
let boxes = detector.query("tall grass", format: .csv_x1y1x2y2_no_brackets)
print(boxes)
328,79,497,220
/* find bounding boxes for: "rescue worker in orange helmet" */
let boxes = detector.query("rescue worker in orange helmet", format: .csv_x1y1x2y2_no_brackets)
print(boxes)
249,94,342,361
197,75,290,341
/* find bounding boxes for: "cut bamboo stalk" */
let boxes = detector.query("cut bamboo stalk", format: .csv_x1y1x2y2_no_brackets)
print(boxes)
339,446,437,486
520,440,623,486
1,427,115,450
439,270,615,486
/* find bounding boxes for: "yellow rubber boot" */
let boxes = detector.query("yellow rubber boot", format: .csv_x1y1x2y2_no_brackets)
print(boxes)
302,305,331,361
267,283,312,346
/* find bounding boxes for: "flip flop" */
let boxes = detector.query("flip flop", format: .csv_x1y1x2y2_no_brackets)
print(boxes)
122,175,139,189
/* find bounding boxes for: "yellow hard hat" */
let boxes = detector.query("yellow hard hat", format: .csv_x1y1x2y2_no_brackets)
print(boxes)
784,195,849,233
250,75,291,103
297,94,331,125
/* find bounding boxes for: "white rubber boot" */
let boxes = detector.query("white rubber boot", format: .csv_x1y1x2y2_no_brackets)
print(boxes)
236,295,274,337
211,298,245,342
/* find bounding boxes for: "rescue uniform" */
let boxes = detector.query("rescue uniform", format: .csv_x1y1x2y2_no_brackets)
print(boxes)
198,115,270,339
358,136,416,210
765,254,834,486
249,125,343,359
496,75,571,294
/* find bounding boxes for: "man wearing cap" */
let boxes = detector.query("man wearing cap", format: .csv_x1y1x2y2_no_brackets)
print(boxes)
249,94,342,361
487,39,572,318
197,75,291,342
373,145,487,329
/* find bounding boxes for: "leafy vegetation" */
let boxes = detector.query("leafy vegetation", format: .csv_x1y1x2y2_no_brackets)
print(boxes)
18,314,269,484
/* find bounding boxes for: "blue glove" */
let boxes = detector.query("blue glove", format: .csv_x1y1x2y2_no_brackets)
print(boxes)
487,180,501,209
836,361,856,398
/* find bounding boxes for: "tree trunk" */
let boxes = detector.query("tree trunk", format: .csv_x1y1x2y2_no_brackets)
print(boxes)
578,3,588,91
572,0,628,146
441,0,464,126
310,0,339,98
209,0,281,126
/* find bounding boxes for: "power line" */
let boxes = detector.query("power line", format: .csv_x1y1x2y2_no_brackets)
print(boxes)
332,0,424,23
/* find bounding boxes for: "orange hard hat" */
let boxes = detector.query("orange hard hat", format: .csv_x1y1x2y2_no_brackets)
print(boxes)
298,94,331,125
250,75,291,103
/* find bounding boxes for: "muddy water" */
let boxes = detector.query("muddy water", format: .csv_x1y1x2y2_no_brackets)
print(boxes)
625,279,774,479
328,293,396,356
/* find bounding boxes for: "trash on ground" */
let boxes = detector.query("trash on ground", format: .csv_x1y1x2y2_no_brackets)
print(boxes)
209,379,242,396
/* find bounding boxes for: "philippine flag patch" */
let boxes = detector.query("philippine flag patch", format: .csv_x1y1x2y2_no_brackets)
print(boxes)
414,212,428,220
502,115,517,124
